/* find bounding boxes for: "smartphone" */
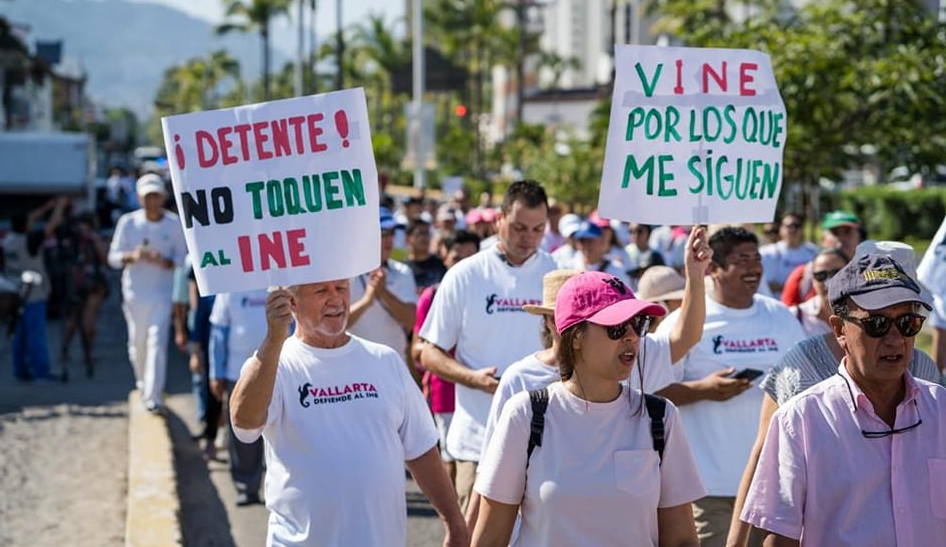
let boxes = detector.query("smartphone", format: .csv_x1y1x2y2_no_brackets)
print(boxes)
730,368,765,382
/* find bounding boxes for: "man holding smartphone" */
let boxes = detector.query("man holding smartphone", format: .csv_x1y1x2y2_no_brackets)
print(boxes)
653,226,805,547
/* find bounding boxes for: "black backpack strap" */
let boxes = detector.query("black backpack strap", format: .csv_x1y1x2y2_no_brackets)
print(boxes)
644,394,667,465
526,387,550,468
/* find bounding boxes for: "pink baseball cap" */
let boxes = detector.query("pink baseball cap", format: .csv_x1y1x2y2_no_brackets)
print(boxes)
554,271,667,334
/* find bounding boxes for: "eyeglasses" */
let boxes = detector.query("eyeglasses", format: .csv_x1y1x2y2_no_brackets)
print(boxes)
782,222,802,230
812,268,841,282
840,312,925,338
838,372,922,438
604,315,652,340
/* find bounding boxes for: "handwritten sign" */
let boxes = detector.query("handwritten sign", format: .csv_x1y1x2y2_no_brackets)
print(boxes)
161,88,380,295
598,45,786,225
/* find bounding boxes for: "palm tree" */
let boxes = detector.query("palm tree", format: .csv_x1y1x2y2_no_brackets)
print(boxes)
217,0,292,100
536,50,581,89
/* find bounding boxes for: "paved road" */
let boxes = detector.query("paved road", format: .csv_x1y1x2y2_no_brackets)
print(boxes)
0,273,447,546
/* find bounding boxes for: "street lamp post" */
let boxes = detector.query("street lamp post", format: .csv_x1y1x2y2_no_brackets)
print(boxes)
412,0,425,189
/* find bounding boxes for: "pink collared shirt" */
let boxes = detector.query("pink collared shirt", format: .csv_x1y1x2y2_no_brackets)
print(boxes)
742,361,946,546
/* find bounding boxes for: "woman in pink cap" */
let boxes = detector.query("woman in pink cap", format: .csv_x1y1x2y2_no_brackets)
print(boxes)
471,271,705,547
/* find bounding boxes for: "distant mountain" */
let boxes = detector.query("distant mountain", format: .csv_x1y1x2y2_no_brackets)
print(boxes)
0,0,287,118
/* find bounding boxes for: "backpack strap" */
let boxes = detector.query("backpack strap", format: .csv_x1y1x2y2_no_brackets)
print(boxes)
644,394,667,465
526,387,550,468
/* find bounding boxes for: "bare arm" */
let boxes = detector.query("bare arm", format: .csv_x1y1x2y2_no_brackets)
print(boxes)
656,368,750,406
657,502,700,547
727,392,779,547
470,495,518,547
229,289,293,432
669,226,711,363
42,197,69,239
405,447,469,547
375,284,417,331
420,342,498,394
464,490,481,532
348,274,375,326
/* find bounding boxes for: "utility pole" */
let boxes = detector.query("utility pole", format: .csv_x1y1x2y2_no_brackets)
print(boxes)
310,0,318,94
412,0,425,189
335,0,344,90
515,0,526,126
295,0,304,96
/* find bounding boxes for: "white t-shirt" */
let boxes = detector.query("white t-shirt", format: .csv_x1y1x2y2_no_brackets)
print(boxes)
209,289,269,381
419,248,557,461
107,209,186,302
654,294,805,496
480,335,676,461
476,382,706,547
348,259,418,357
550,244,577,267
234,335,437,547
559,253,632,289
759,241,818,287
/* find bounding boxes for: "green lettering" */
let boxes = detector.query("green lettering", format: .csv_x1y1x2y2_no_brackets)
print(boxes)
200,251,219,268
626,107,645,141
323,171,343,210
749,160,761,198
703,106,722,142
742,107,758,143
284,177,303,215
657,155,677,197
687,156,705,194
688,109,702,142
622,154,655,192
245,181,265,219
723,105,737,144
665,106,681,142
771,113,784,148
266,180,285,217
302,175,323,212
734,159,750,200
341,169,366,207
760,162,780,198
635,62,662,98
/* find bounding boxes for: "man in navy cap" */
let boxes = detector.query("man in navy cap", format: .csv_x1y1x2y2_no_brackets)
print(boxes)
743,253,946,546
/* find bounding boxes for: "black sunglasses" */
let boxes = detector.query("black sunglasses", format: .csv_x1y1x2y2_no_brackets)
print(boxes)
604,315,652,340
838,372,922,438
840,313,925,338
812,268,841,282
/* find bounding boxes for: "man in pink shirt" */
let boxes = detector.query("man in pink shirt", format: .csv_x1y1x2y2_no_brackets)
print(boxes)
742,253,946,546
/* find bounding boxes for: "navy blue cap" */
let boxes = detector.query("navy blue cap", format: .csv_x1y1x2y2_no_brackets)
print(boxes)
573,220,603,240
828,253,932,311
380,207,404,231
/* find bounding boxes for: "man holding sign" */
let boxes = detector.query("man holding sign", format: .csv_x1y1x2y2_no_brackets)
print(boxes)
229,281,467,546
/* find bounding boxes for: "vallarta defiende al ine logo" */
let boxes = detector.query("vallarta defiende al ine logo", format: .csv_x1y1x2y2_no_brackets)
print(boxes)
298,382,379,407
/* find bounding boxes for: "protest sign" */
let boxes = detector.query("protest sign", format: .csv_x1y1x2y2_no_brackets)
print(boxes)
161,88,380,295
598,45,786,225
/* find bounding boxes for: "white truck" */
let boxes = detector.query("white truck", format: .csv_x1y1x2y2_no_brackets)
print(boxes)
0,131,96,212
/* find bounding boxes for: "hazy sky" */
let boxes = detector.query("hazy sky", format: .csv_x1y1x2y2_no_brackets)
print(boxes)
128,0,403,55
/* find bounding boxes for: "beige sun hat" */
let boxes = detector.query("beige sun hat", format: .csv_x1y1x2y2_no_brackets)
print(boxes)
637,265,686,303
523,269,583,315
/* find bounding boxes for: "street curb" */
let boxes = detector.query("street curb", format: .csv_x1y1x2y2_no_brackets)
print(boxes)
125,391,182,546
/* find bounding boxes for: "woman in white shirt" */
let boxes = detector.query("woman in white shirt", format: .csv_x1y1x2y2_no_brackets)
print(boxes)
471,271,705,547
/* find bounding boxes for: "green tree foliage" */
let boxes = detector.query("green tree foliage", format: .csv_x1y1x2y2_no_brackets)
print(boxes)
147,50,242,143
217,0,291,101
651,0,946,186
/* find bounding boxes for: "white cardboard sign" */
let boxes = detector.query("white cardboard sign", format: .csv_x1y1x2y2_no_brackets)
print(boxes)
161,88,380,295
598,45,787,225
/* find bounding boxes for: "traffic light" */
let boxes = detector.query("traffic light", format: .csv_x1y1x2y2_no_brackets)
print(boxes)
454,104,467,117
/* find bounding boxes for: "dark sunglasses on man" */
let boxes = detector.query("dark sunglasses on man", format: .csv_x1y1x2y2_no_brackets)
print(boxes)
840,312,926,338
813,268,841,282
